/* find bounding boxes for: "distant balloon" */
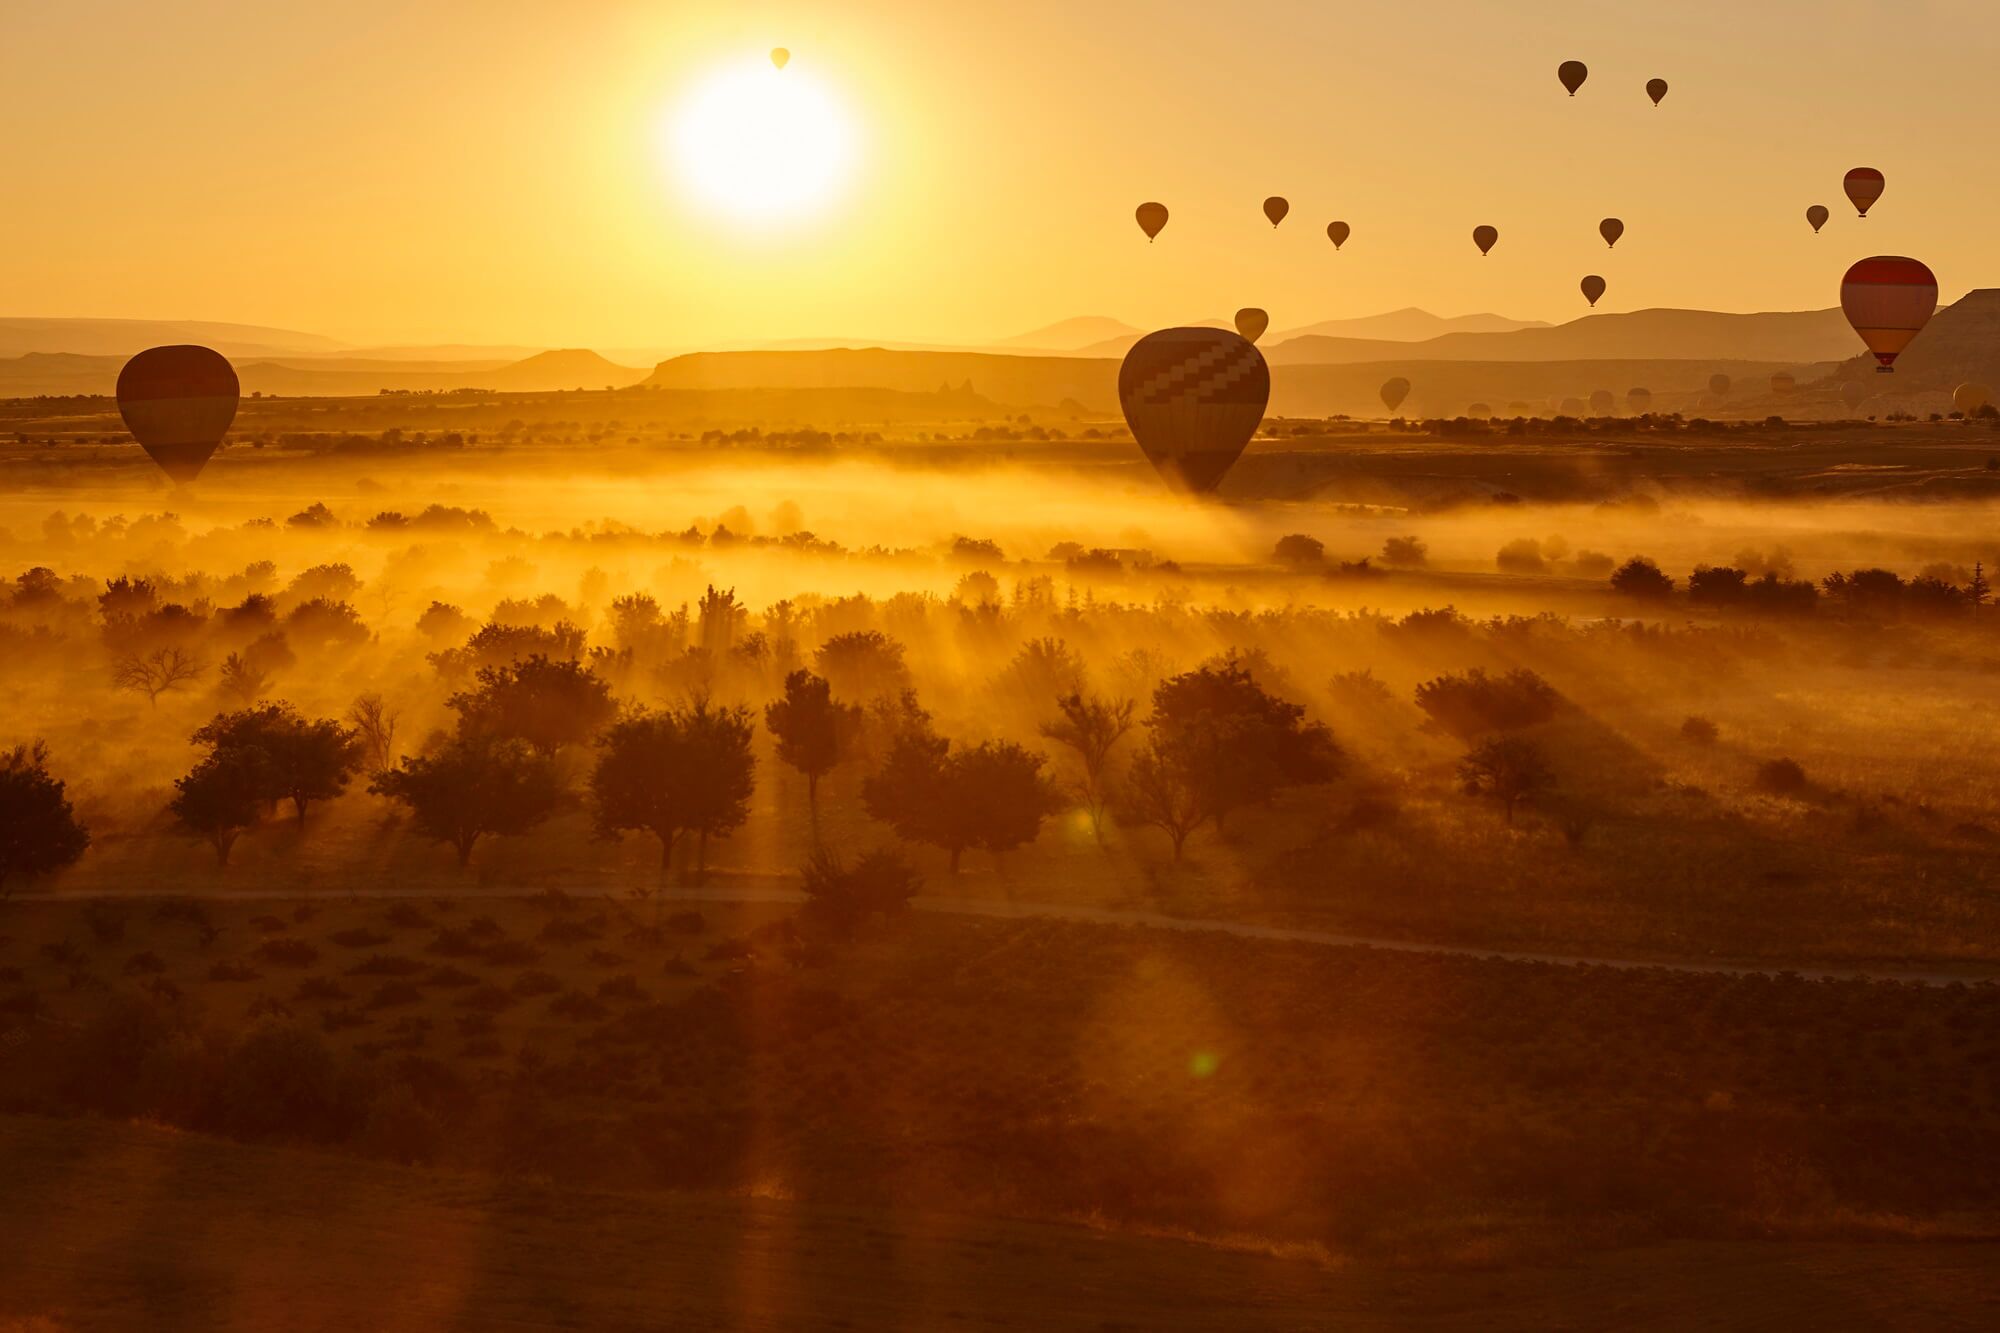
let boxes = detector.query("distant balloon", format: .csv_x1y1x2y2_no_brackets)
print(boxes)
1118,327,1270,495
1467,402,1492,419
116,345,239,485
1709,373,1732,396
1806,204,1830,234
1954,383,1991,416
770,48,790,70
1558,60,1588,96
1472,225,1499,256
1589,389,1615,415
1380,376,1412,413
1770,372,1796,395
1840,380,1870,410
1262,196,1290,228
1560,396,1587,416
1645,77,1668,106
1599,218,1624,249
1844,167,1885,218
1135,202,1169,242
1234,307,1269,344
1626,387,1653,413
1840,255,1937,372
1580,274,1607,307
1326,220,1351,250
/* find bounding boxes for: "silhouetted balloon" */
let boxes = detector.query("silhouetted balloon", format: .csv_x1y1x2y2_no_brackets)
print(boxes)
116,345,239,484
1844,167,1885,218
1646,78,1668,106
1581,274,1607,306
1467,402,1491,419
1589,389,1615,415
1262,197,1290,228
1472,225,1498,256
1806,204,1830,234
1135,202,1169,242
1380,377,1411,413
1326,220,1350,250
1840,380,1870,410
1558,60,1588,96
1234,307,1269,344
1118,328,1270,494
770,48,790,70
1560,396,1587,416
1840,255,1937,372
1599,218,1624,249
1626,387,1653,413
1709,373,1732,396
1770,372,1796,395
1954,383,1991,416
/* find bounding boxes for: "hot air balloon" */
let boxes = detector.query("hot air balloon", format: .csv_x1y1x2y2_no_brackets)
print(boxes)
770,48,790,70
1234,308,1269,344
1326,220,1350,250
1599,218,1624,249
1472,225,1499,256
1771,372,1796,395
1558,60,1588,96
1380,377,1411,413
1586,390,1613,415
1560,396,1587,416
1262,196,1290,228
1118,328,1269,494
1709,373,1732,396
1840,255,1936,372
1581,275,1607,307
1953,383,1990,416
1626,387,1653,413
1806,204,1830,234
1646,78,1668,106
1844,167,1885,218
116,345,239,485
1840,380,1870,410
1467,403,1492,420
1135,202,1169,242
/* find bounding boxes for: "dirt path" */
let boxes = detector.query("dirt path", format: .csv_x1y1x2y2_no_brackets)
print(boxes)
26,881,2000,988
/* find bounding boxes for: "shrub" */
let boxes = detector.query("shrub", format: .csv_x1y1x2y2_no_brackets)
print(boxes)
1414,668,1562,739
208,961,261,983
1681,716,1720,745
800,846,923,936
1755,758,1808,795
1610,557,1675,599
346,955,423,978
510,970,561,998
255,938,320,969
328,928,390,950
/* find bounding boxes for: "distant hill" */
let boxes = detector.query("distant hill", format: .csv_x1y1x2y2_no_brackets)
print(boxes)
1269,308,1547,343
995,316,1143,351
0,317,340,359
483,349,646,392
0,348,642,398
1267,307,1857,366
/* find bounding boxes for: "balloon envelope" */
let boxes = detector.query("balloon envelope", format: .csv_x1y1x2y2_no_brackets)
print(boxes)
1262,196,1289,227
1380,376,1411,413
1770,372,1796,395
1599,218,1624,248
1581,274,1606,306
1326,220,1350,250
1118,328,1269,494
1135,202,1169,241
116,345,239,484
1953,383,1990,416
1709,373,1732,396
1472,225,1498,256
1806,204,1830,234
1558,60,1588,95
1645,77,1668,105
1844,167,1885,217
1588,389,1615,415
1560,396,1587,416
770,48,789,69
1234,307,1269,344
1840,255,1937,370
1626,387,1652,413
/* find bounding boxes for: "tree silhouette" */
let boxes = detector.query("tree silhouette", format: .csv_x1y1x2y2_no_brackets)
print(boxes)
171,746,273,864
448,654,616,757
813,630,911,701
1413,668,1562,740
864,729,1062,874
1116,736,1207,859
799,846,922,937
1610,557,1675,600
217,652,270,704
591,699,757,882
763,669,861,826
347,694,401,772
1145,661,1340,833
0,742,90,896
1039,692,1134,843
1458,736,1554,823
111,646,203,707
371,733,564,868
192,703,365,826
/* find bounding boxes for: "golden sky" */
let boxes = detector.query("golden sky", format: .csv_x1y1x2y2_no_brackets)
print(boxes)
5,0,1996,350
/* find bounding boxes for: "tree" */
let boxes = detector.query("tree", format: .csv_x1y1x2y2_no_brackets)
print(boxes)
590,700,757,881
347,694,400,772
1609,557,1675,600
171,746,273,864
799,846,922,937
1039,692,1135,843
111,646,203,707
1116,736,1207,860
217,652,270,704
763,670,860,824
1145,661,1340,833
1413,668,1562,740
863,732,1062,873
192,703,365,826
1381,536,1429,568
0,743,90,896
447,654,617,757
1274,533,1326,568
371,733,564,868
1458,737,1553,823
813,630,911,700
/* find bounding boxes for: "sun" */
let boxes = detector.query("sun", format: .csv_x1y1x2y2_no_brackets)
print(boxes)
666,57,857,227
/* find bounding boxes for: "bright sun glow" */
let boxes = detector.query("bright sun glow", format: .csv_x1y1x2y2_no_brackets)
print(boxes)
667,58,857,227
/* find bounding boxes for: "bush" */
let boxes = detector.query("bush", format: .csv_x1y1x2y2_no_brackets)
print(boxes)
1414,668,1562,739
800,846,923,936
1681,716,1720,745
329,928,390,950
255,938,320,969
1610,557,1675,600
211,1024,370,1142
1755,758,1808,795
